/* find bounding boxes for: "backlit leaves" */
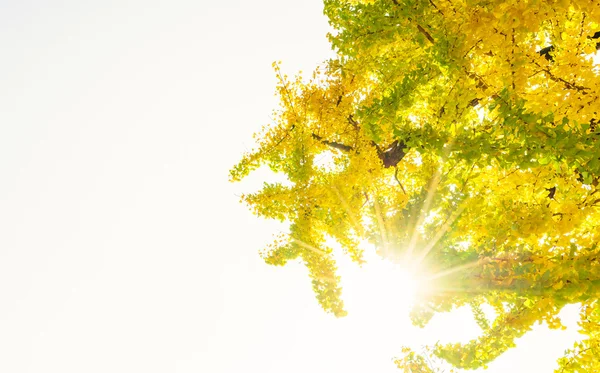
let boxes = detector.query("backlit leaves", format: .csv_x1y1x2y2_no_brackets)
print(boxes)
231,0,600,371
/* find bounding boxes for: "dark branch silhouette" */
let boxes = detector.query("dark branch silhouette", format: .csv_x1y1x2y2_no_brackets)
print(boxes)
539,31,600,61
312,133,353,152
312,130,408,168
375,140,408,168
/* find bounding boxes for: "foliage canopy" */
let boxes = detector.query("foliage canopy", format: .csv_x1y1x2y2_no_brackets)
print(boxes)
231,0,600,371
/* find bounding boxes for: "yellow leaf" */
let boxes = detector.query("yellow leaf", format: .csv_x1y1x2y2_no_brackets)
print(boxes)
553,281,564,290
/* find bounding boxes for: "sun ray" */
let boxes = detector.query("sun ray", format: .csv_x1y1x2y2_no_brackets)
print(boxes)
331,184,364,236
291,237,328,256
433,286,490,294
404,139,456,261
405,170,442,259
372,193,390,255
415,205,466,265
426,259,481,282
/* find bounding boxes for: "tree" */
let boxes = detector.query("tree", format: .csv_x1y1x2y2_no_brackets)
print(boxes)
230,0,600,371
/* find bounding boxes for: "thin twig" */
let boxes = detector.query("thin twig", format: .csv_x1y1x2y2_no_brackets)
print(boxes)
394,166,407,194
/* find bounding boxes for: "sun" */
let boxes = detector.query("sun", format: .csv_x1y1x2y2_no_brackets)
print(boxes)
331,243,435,369
335,245,425,321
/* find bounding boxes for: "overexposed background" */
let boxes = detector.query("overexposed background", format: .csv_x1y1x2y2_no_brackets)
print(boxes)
0,1,584,372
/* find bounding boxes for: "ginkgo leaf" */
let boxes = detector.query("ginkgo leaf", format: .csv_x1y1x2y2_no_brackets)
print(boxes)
232,0,600,371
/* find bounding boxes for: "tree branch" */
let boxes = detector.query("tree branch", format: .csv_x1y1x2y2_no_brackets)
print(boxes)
538,31,600,61
417,24,435,44
347,115,359,130
312,131,407,168
377,140,408,168
394,166,407,194
312,133,353,152
390,0,435,44
539,66,590,93
466,32,600,106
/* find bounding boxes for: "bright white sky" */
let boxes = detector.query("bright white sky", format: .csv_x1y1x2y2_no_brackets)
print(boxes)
0,1,587,372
